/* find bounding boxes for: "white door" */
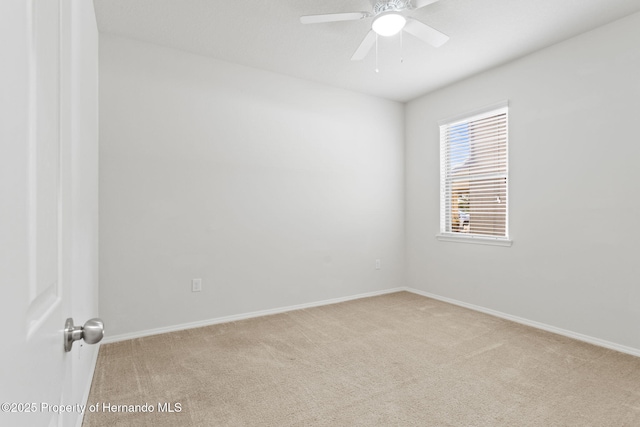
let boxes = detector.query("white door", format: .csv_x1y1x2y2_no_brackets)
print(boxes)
0,1,99,427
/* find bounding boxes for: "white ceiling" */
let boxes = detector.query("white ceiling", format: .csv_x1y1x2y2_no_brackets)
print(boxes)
93,0,640,102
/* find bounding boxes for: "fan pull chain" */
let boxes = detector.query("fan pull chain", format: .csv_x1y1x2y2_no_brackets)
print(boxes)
400,31,404,63
375,33,379,73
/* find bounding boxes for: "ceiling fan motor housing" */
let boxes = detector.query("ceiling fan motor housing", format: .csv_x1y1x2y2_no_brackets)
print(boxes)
373,0,411,15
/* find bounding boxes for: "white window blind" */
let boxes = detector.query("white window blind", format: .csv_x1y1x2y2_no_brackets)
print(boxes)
440,103,508,240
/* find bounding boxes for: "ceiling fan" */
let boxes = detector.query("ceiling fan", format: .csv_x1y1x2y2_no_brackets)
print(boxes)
300,0,449,61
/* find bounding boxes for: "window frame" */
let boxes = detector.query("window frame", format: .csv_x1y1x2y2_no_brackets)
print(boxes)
436,101,512,247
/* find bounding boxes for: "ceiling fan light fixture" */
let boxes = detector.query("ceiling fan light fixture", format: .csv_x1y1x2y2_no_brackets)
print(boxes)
372,12,406,37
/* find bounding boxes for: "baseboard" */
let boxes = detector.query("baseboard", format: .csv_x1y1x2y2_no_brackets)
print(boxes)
405,287,640,358
102,286,640,358
75,343,101,427
102,287,406,344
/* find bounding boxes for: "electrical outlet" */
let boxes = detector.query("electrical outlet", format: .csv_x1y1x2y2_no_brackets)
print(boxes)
192,278,202,292
375,259,381,270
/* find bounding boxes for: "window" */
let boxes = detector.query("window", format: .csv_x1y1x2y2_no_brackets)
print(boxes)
439,102,509,244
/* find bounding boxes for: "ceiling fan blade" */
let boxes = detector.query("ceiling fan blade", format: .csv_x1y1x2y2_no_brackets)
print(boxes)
300,12,370,24
413,0,440,9
403,18,449,48
351,30,376,61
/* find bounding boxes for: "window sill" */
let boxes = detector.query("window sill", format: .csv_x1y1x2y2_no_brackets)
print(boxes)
436,234,512,247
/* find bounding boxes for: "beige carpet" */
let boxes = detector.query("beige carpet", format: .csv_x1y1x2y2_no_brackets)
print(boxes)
83,292,640,426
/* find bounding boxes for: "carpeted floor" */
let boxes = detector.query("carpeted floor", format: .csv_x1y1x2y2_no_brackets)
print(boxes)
83,292,640,426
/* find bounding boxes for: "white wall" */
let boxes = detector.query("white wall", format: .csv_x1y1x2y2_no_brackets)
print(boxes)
99,35,405,338
406,12,640,350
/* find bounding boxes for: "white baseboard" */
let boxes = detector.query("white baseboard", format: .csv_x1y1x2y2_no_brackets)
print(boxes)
405,287,640,358
102,286,640,359
75,343,101,427
102,287,406,344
